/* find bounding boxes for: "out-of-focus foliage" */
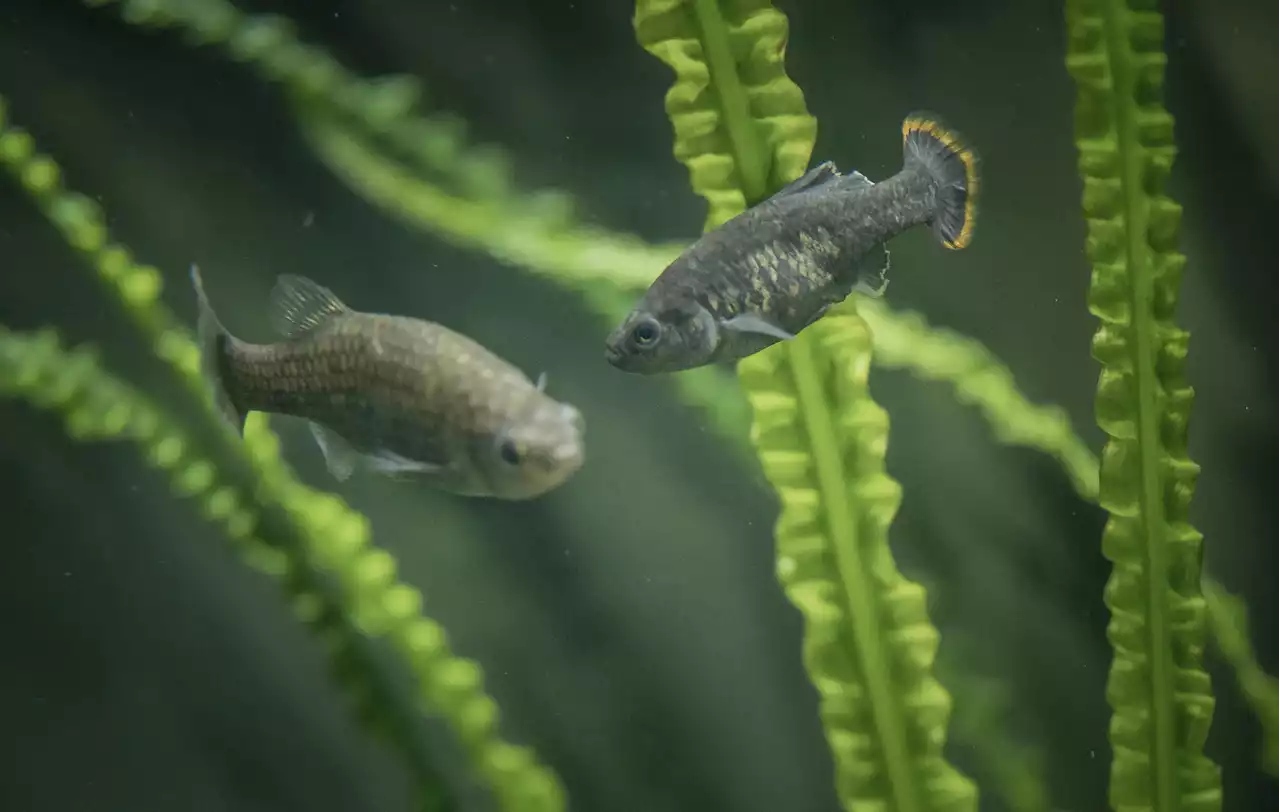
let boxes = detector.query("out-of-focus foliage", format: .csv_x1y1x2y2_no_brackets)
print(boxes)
1065,0,1222,810
633,0,978,809
1202,580,1279,777
0,94,567,812
937,661,1051,812
846,298,1100,502
0,327,442,812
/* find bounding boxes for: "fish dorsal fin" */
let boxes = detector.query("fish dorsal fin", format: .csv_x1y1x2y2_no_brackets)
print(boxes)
850,243,891,298
837,169,875,193
768,161,841,200
269,274,352,339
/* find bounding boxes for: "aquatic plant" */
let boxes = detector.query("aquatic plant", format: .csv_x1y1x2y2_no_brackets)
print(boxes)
0,98,565,812
634,1,978,810
1202,580,1280,777
1065,0,1223,808
1,0,1274,810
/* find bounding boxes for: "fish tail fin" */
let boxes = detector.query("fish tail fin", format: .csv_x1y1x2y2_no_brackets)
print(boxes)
901,111,980,250
190,264,248,436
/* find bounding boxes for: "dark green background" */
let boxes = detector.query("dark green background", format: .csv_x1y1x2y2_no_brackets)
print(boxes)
0,1,1274,810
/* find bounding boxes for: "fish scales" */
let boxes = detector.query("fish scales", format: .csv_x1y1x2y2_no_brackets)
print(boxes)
654,191,886,334
225,314,526,463
191,267,585,499
605,111,980,374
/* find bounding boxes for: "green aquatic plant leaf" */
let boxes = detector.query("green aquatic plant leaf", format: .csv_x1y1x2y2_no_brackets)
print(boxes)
1201,578,1279,777
87,0,572,212
1065,0,1222,810
635,0,816,227
846,297,1101,502
296,103,679,294
0,96,566,812
82,0,683,293
739,312,979,812
634,1,977,809
0,327,446,812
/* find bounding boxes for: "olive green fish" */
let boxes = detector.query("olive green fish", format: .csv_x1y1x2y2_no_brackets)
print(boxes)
605,111,980,374
191,267,585,500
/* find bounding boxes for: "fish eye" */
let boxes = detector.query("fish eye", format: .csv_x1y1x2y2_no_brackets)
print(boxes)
630,319,661,347
498,439,522,466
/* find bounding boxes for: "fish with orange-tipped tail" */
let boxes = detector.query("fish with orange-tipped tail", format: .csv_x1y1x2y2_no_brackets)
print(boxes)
190,268,585,499
604,111,980,374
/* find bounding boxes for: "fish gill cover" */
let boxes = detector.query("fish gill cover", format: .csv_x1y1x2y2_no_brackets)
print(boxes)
0,0,1275,810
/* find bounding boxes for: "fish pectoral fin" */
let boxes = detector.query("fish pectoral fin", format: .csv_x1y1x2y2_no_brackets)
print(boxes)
361,448,445,479
270,274,352,339
850,243,891,298
768,161,840,200
310,421,447,483
720,314,796,341
852,278,889,298
804,304,832,329
308,421,362,482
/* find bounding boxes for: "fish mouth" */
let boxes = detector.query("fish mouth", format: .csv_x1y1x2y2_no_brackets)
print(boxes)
555,446,585,476
603,344,625,367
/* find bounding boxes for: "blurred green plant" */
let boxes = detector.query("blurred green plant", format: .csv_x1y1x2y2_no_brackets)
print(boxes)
1065,0,1223,810
1202,580,1279,777
0,0,1270,810
0,97,566,812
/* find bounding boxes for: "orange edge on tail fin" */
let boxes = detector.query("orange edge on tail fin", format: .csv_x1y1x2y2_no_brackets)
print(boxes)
902,115,980,250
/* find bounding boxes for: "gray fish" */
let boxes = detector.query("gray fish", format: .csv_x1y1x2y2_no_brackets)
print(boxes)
191,267,585,500
605,111,980,374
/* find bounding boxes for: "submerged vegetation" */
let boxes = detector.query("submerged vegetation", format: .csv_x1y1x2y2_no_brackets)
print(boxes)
1065,0,1221,807
637,2,977,809
1,0,1274,811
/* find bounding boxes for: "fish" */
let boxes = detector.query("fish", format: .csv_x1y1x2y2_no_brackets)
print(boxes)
190,267,585,500
604,111,980,374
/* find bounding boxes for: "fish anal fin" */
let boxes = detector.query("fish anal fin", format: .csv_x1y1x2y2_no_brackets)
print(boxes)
270,274,352,339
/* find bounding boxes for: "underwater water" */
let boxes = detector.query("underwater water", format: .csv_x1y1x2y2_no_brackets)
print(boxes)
0,0,1275,811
